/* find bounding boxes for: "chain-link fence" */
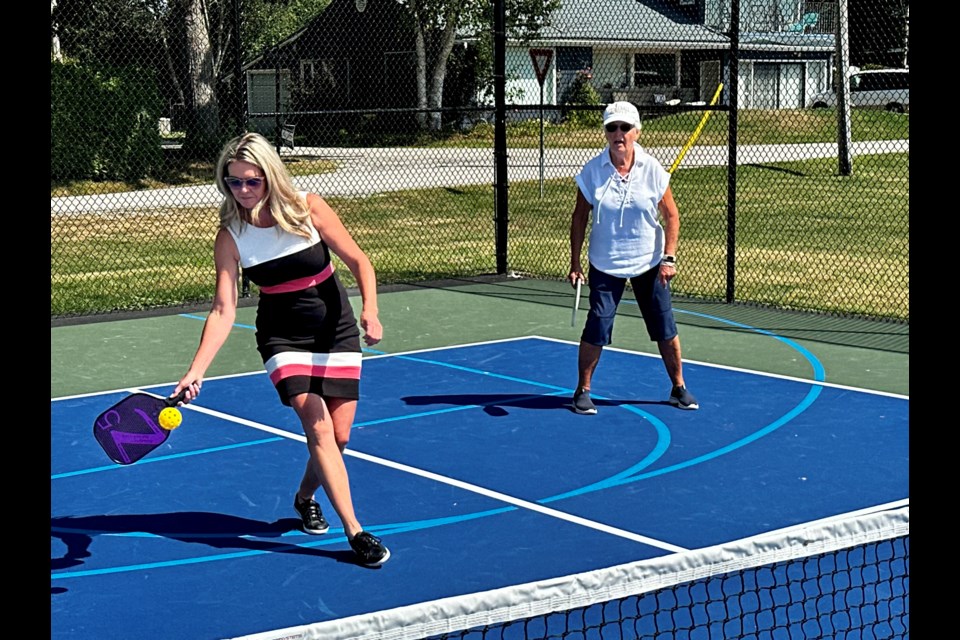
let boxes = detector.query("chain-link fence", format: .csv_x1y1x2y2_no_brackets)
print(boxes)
51,0,909,323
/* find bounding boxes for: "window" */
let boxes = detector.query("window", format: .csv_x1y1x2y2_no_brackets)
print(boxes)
556,47,594,105
247,69,292,115
853,72,908,93
300,59,315,82
556,47,593,73
633,54,675,87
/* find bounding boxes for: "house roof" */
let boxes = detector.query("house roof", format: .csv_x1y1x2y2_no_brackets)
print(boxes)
243,0,835,71
530,0,729,48
515,0,833,52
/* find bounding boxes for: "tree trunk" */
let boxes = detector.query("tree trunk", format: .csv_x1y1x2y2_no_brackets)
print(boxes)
424,15,460,131
51,0,63,61
414,26,428,129
902,3,909,68
184,0,219,153
411,1,464,132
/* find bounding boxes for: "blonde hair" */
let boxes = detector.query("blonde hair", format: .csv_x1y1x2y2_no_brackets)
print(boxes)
214,132,312,238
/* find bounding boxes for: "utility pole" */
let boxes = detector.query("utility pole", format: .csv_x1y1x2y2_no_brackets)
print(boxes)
835,0,853,175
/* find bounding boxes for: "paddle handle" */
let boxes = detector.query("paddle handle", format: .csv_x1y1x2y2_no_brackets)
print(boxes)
571,279,582,327
164,388,188,407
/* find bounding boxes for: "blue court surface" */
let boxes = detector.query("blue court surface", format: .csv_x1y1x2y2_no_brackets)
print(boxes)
51,336,909,640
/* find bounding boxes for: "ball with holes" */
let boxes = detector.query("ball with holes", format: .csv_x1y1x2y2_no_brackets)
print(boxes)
158,407,183,430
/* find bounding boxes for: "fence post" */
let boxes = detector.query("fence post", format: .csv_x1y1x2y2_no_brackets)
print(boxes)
493,0,508,275
726,0,741,305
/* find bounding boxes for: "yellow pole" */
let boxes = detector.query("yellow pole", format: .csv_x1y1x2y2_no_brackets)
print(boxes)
669,83,724,173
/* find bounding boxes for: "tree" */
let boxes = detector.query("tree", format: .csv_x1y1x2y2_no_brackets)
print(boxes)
848,0,909,68
52,0,63,61
183,0,220,152
52,0,166,68
403,0,560,131
241,0,331,61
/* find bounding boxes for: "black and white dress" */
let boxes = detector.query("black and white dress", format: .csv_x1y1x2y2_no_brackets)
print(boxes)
227,207,362,406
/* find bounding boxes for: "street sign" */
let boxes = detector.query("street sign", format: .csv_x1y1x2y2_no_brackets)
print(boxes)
529,48,554,87
528,49,554,198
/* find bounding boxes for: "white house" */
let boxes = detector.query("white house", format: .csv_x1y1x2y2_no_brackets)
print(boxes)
502,0,835,110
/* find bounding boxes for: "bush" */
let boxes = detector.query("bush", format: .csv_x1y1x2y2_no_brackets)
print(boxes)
51,59,163,181
561,68,603,128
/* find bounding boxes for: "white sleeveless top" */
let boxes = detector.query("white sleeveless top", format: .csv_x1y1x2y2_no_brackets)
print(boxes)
574,143,669,277
226,193,319,269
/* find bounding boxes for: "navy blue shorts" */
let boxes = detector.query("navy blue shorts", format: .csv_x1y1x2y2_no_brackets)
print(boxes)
580,264,678,346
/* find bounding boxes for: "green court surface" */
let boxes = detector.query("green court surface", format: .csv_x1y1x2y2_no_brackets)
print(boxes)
51,276,908,399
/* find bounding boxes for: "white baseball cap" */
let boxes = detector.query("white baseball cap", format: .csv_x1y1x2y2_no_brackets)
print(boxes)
602,101,641,129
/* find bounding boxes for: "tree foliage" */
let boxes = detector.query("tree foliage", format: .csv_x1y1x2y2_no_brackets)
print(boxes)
403,0,561,131
240,0,331,59
849,0,909,68
52,0,330,160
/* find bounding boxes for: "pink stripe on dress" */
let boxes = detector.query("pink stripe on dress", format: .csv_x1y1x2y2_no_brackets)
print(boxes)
259,262,335,294
269,363,362,385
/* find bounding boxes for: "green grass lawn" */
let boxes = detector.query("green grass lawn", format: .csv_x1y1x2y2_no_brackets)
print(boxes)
50,109,907,196
51,152,908,321
51,108,908,320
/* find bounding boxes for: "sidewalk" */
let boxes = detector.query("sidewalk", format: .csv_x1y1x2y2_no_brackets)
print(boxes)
51,140,907,215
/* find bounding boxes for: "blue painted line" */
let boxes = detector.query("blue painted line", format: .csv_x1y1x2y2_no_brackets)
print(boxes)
51,510,516,580
614,385,824,484
674,308,825,381
391,354,573,393
53,310,836,580
355,390,570,428
51,438,284,479
178,313,257,331
540,401,672,503
335,314,828,530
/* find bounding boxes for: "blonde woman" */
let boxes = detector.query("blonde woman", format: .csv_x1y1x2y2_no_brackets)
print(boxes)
175,132,389,566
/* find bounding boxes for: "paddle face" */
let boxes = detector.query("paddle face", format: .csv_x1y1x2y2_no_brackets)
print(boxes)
93,391,185,465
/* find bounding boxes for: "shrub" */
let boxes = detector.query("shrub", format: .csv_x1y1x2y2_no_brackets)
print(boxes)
561,67,603,128
51,58,163,181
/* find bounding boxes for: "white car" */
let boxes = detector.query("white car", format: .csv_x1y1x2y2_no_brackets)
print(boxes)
808,68,909,113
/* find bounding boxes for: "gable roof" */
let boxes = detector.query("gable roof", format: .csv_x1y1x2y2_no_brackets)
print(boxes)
530,0,729,48
517,0,833,52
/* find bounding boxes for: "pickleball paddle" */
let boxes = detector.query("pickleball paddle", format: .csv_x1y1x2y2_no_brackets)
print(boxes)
571,278,583,327
92,389,187,465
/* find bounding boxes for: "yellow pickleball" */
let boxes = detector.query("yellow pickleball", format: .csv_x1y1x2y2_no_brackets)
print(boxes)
159,407,183,430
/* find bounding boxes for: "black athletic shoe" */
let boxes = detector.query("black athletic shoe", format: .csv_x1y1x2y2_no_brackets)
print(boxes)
349,531,391,567
572,388,598,415
669,385,700,410
294,495,330,535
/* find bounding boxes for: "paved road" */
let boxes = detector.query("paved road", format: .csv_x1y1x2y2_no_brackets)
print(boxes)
50,140,908,214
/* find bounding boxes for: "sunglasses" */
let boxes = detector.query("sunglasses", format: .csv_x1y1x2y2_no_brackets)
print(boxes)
605,123,635,133
224,176,265,189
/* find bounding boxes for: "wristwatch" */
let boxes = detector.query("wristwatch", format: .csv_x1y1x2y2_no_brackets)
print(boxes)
661,255,676,265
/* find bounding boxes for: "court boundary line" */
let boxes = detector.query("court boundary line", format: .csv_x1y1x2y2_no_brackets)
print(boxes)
50,335,908,403
89,398,689,553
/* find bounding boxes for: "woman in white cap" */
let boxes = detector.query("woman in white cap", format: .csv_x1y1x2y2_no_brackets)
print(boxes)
568,101,698,414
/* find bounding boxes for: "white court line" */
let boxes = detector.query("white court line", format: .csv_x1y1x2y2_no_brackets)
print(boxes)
51,335,908,402
179,401,690,554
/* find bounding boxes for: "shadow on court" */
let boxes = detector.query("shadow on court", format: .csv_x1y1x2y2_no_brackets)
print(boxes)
401,392,675,413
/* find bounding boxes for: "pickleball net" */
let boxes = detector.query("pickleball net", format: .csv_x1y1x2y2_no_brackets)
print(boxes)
231,505,908,640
